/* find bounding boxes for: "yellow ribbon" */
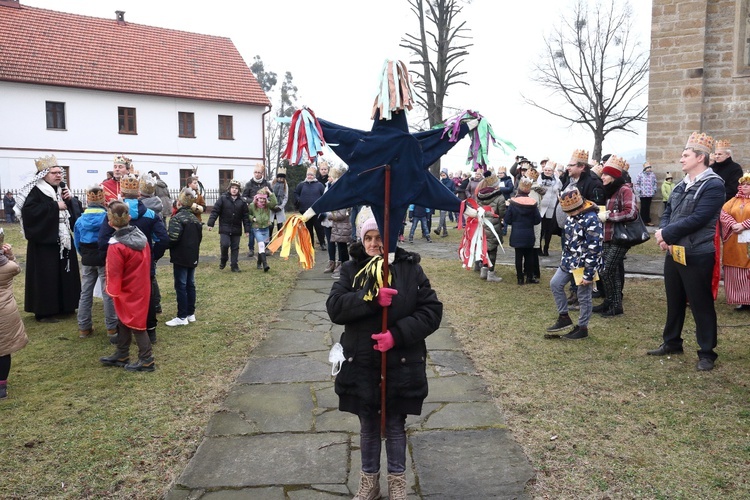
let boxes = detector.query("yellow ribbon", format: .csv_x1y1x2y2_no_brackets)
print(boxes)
353,255,393,301
267,214,315,270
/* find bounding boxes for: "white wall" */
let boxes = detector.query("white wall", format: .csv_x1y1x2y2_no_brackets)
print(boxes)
0,82,268,190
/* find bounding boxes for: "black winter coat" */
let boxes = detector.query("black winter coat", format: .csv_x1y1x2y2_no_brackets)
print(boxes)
504,196,541,248
327,244,442,417
207,192,251,236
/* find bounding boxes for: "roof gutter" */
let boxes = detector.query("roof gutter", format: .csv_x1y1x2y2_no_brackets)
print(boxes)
261,105,272,168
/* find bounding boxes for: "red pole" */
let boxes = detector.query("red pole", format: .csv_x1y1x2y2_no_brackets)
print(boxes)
380,165,391,436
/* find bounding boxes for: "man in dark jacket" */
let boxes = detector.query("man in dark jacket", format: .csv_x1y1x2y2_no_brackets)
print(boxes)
712,139,743,201
294,166,326,250
3,192,15,223
243,163,272,257
649,132,725,371
207,179,251,272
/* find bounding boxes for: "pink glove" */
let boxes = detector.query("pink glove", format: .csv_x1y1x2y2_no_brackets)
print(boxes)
376,287,398,307
372,330,395,352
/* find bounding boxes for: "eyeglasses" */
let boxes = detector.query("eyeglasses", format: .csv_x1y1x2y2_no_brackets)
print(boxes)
48,170,63,175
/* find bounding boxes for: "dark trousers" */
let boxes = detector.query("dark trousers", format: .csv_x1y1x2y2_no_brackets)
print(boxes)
116,323,153,360
640,197,653,224
147,277,157,331
305,216,326,248
662,252,718,360
540,217,556,253
0,354,10,381
220,233,241,266
601,242,630,309
514,247,534,280
359,413,407,474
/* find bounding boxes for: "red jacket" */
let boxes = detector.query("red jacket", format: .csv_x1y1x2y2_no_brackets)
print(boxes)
105,228,152,330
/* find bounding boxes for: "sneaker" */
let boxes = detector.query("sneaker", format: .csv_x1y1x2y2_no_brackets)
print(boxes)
696,358,715,371
125,357,156,372
166,317,189,326
562,325,588,340
546,314,573,332
186,314,196,323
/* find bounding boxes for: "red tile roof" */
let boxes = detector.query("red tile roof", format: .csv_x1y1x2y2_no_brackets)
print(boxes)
0,4,270,106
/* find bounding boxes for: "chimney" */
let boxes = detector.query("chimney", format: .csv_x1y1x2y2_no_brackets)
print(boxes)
0,0,21,9
115,10,126,23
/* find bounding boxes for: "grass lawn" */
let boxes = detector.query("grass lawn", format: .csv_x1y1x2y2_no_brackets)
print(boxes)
2,219,749,498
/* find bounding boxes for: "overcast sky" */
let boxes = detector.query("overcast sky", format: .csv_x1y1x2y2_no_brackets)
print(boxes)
23,0,652,171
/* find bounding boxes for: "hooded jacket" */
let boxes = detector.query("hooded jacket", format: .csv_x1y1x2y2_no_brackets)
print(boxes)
74,203,108,266
207,191,251,236
326,244,442,417
105,226,151,330
561,204,604,282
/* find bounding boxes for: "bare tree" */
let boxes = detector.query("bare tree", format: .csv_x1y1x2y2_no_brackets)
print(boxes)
251,57,298,177
524,0,649,162
400,0,473,169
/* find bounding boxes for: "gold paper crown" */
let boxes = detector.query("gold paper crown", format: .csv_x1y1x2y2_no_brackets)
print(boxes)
517,178,533,193
114,155,132,167
86,185,105,205
715,139,731,152
739,171,750,185
276,166,287,177
526,168,539,181
107,201,131,228
685,132,714,154
604,155,626,170
179,187,197,207
120,174,140,197
559,188,584,213
35,155,58,172
139,173,157,195
570,149,589,165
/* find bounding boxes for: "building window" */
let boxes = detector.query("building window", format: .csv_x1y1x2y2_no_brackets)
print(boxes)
179,112,195,138
179,169,194,189
219,169,234,189
219,115,234,140
734,0,750,76
46,101,66,130
118,107,137,134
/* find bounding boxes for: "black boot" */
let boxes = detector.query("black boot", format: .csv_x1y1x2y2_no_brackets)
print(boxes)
260,252,270,272
592,300,611,313
257,253,263,269
517,277,525,285
219,260,227,270
147,328,157,345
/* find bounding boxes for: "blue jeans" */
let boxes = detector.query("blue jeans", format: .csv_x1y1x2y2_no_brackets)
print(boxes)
550,267,593,327
359,413,407,474
252,227,270,253
409,216,429,240
173,265,196,319
77,264,117,331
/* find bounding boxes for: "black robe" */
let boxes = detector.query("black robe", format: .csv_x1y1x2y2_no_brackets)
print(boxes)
21,185,81,318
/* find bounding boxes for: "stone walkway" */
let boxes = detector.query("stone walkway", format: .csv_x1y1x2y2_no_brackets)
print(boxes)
167,256,535,499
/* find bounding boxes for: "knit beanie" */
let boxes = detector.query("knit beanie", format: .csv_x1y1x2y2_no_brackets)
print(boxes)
359,217,379,241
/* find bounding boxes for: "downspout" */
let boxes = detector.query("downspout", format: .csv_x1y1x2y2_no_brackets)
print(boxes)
262,105,272,173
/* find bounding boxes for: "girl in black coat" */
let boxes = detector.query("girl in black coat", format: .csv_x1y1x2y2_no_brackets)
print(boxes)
326,217,442,498
504,179,542,285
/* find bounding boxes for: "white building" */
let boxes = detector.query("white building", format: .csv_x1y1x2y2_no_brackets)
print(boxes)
0,0,270,194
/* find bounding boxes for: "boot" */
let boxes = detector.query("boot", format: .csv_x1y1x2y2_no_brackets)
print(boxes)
332,261,342,273
546,314,573,332
100,350,130,367
434,229,441,236
257,253,263,269
566,289,578,306
526,276,540,284
441,230,448,237
107,329,118,345
323,260,335,273
562,325,588,340
260,252,270,272
487,270,503,282
219,259,227,270
517,277,525,285
247,249,254,258
353,471,380,500
147,328,157,345
79,327,94,339
0,382,6,399
387,472,407,500
592,300,611,313
231,264,241,273
479,266,488,279
124,356,156,372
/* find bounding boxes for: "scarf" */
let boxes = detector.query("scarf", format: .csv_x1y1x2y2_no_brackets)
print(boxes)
35,179,72,256
603,177,625,200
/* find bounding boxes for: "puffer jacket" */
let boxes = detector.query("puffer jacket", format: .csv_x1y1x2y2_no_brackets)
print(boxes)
560,204,604,282
247,192,278,229
504,195,541,248
329,208,353,243
168,207,203,267
0,257,27,357
207,192,251,236
476,185,507,251
327,244,442,417
74,204,108,266
660,170,725,256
